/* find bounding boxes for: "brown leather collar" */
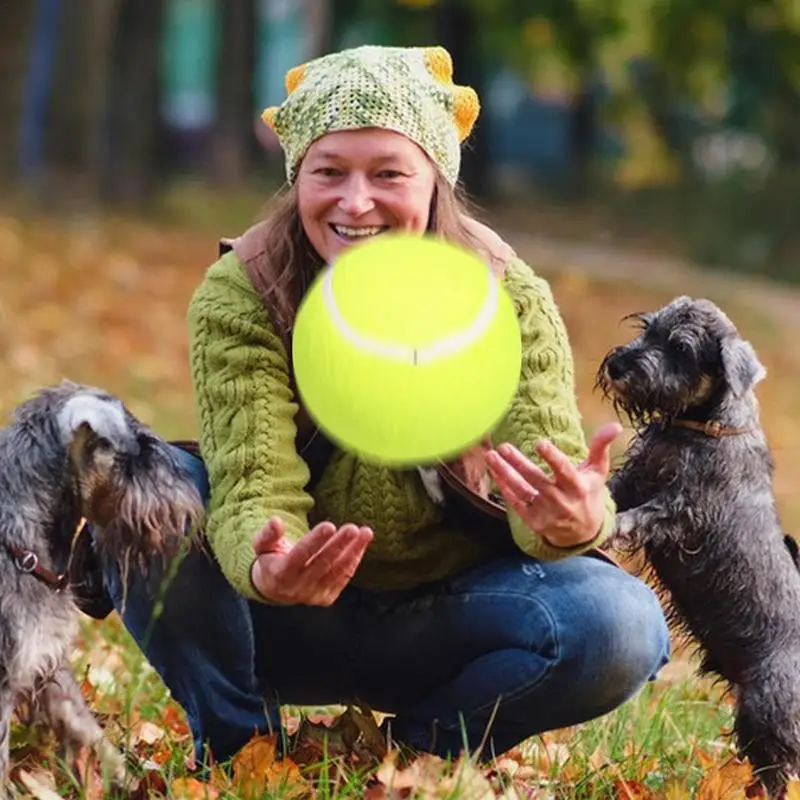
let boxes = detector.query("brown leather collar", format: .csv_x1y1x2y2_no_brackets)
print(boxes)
4,518,88,593
669,418,753,438
6,544,68,592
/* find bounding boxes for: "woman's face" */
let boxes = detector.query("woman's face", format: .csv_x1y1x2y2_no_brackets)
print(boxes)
296,128,437,263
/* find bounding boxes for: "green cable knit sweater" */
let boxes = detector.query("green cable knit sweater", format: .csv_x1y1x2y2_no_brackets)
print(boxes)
187,250,616,600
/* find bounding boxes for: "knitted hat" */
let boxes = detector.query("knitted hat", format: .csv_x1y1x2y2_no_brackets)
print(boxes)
261,44,480,186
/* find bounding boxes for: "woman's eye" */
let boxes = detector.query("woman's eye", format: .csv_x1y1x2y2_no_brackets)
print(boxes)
314,167,341,177
377,170,403,180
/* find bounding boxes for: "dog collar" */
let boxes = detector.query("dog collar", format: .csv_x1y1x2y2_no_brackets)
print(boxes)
2,517,87,593
668,418,754,438
5,544,68,592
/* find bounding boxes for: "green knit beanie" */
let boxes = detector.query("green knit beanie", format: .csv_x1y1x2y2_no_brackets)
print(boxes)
261,44,480,186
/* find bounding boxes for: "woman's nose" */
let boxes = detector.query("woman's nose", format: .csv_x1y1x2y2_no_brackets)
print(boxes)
337,174,375,216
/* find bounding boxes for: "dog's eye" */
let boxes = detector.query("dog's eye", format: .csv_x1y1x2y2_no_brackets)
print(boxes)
91,435,113,453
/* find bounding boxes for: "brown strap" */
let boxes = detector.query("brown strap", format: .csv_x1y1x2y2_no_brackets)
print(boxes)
7,544,67,591
669,418,753,438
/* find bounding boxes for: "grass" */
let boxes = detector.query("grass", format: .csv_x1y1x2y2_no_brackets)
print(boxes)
2,202,800,797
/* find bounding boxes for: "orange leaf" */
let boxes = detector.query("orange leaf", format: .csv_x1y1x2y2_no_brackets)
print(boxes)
613,778,655,799
695,758,753,799
160,703,192,738
170,776,221,799
231,734,310,799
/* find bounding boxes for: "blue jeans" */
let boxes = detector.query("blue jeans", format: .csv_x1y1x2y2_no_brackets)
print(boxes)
102,446,670,764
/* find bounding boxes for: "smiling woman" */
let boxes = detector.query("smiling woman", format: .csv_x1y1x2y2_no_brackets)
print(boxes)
89,43,671,772
297,129,436,260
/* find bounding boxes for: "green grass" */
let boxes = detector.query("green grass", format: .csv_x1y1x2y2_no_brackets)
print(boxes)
11,607,735,799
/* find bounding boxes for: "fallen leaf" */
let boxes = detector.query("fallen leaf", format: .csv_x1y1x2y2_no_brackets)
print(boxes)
371,752,499,800
128,768,169,800
231,733,310,799
131,719,167,747
170,776,221,799
785,779,800,799
16,768,62,800
660,778,692,799
696,758,753,799
613,778,655,799
292,706,386,770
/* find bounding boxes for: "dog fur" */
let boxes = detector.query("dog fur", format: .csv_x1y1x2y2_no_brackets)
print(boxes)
597,296,800,797
0,381,203,795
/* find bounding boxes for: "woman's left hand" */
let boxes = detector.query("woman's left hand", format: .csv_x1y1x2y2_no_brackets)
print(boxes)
486,422,623,549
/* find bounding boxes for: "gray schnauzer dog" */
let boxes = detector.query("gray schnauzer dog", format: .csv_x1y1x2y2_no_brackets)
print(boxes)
596,295,800,797
0,380,203,794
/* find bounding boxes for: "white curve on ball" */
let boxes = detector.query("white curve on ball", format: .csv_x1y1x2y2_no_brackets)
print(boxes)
320,264,499,366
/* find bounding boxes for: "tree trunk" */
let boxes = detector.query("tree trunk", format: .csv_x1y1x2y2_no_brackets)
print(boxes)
102,0,166,207
566,69,596,198
209,0,256,186
43,0,119,206
433,0,490,198
0,2,41,185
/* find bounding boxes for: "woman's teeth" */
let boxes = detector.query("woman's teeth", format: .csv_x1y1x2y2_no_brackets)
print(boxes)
332,224,387,239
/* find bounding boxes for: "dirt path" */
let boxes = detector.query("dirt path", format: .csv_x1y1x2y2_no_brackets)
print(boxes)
499,227,800,331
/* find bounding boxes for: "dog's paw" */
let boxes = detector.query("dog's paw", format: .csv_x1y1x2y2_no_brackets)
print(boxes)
94,738,127,788
610,510,641,551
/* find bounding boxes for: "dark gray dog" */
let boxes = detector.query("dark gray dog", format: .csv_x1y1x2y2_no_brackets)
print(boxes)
0,381,203,795
597,296,800,798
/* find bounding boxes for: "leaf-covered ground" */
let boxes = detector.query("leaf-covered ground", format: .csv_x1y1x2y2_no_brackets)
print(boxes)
2,207,800,798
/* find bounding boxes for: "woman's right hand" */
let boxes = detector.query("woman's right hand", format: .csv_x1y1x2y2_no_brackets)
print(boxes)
250,517,374,606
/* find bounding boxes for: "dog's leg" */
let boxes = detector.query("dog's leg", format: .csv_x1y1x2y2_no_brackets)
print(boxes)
612,501,669,551
34,667,125,789
735,671,800,799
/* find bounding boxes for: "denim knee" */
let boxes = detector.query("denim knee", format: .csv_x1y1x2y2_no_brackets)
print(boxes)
563,569,670,709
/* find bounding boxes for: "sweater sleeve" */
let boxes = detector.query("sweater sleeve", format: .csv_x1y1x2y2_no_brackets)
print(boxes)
491,258,616,559
187,253,314,600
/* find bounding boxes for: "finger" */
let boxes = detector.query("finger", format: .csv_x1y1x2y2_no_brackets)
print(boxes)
532,440,584,494
281,522,338,573
304,523,361,568
315,528,373,597
489,447,572,505
490,445,561,494
253,517,285,555
487,451,542,505
302,525,371,580
500,482,554,527
582,422,624,476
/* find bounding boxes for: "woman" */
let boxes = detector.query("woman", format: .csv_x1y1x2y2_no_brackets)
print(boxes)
100,44,670,767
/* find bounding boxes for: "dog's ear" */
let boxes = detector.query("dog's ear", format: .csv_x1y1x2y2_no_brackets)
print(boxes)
68,421,101,471
720,336,766,397
57,394,130,447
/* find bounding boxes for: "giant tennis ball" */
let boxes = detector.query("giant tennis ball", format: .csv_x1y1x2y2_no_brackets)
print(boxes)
292,233,522,466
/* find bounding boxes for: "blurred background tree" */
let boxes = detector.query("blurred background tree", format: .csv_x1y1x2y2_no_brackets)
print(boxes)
1,0,798,277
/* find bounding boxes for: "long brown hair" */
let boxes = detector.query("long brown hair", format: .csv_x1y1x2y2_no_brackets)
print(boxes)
246,170,496,346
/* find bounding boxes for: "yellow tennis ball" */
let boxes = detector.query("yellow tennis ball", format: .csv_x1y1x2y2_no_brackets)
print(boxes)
292,233,522,466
